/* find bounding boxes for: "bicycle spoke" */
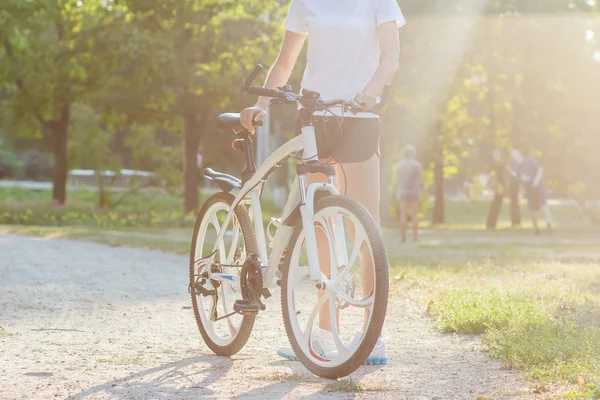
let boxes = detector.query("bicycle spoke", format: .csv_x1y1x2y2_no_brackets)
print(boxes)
222,285,238,337
209,214,227,260
302,293,330,345
332,229,366,287
328,293,351,359
226,216,240,264
333,288,374,308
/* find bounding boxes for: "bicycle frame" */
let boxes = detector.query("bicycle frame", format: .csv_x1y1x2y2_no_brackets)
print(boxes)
207,126,345,290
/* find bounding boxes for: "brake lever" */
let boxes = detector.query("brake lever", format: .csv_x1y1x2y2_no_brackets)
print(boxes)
344,100,382,116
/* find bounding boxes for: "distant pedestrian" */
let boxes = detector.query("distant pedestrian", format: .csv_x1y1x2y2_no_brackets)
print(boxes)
395,145,424,242
508,149,553,235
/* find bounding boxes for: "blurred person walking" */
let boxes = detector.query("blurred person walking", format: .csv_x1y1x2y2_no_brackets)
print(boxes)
508,149,553,235
395,145,424,242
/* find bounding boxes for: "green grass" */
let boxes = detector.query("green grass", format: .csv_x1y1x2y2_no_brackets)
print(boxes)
0,186,195,228
0,186,279,228
387,228,600,398
433,286,600,382
0,186,183,210
431,197,594,229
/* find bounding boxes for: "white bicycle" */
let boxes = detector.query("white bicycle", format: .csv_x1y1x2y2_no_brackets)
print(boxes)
189,65,390,379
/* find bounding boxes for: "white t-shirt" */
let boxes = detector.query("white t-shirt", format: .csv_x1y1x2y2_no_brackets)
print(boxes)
283,0,405,117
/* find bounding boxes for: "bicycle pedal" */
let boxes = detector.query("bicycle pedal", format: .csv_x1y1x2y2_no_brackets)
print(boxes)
234,300,261,315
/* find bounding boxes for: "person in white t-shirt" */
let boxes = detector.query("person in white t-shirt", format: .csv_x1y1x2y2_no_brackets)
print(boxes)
241,0,405,365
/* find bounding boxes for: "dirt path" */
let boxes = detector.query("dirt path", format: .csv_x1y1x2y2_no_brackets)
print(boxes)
0,233,534,400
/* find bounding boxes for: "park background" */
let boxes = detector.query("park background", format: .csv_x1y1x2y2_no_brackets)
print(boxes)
1,1,600,399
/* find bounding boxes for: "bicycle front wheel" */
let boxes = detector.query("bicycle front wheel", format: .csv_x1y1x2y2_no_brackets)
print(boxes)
281,195,389,379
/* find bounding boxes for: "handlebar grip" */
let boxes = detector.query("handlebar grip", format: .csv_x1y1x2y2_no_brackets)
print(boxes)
244,64,264,88
243,87,282,98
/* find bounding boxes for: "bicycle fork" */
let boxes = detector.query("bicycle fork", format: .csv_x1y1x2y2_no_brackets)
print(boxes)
296,125,348,283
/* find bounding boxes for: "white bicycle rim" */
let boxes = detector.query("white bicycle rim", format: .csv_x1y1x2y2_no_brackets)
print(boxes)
286,205,376,368
193,202,246,347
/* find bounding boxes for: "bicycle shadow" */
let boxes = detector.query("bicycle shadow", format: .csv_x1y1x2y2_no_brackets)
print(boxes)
234,359,385,400
67,355,233,400
269,359,384,378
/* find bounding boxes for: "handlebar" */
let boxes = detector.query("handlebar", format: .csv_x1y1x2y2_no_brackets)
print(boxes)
244,86,285,99
242,64,390,116
243,64,265,88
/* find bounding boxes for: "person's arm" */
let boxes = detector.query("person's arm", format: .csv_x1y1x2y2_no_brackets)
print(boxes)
240,31,306,133
533,167,544,187
356,21,400,107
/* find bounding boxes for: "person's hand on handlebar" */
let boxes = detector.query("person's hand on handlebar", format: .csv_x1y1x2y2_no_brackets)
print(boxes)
240,103,267,134
355,92,378,109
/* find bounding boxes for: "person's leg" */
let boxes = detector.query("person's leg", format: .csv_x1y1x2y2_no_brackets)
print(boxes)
410,198,420,241
335,155,380,330
526,186,541,235
335,155,388,364
530,209,540,235
542,204,553,229
539,186,553,230
399,198,408,243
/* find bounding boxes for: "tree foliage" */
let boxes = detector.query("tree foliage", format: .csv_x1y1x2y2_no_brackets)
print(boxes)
1,0,599,222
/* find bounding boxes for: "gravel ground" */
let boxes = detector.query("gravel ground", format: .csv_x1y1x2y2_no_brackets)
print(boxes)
0,233,537,400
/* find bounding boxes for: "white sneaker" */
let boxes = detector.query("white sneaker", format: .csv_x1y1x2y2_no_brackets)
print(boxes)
277,328,337,361
347,331,387,365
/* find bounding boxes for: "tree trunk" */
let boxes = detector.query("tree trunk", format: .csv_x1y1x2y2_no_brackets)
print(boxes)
432,132,445,225
509,176,521,226
98,171,108,209
49,106,70,205
183,112,200,213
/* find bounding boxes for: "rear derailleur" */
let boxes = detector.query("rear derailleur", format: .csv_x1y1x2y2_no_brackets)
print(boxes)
191,262,224,321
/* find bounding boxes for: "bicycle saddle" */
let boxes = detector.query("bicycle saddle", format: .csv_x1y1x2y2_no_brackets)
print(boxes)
217,113,242,132
217,113,263,133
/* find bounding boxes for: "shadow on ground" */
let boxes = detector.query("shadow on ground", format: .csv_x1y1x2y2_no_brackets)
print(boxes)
68,356,232,399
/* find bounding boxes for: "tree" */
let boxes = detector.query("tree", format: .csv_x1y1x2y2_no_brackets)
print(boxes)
0,0,123,204
69,103,182,208
117,0,280,213
387,0,600,226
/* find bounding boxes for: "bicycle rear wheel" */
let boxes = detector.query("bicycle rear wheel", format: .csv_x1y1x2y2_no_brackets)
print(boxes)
281,195,389,379
190,192,257,356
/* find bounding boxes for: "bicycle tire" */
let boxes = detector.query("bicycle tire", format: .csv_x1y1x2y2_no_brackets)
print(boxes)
280,195,389,379
190,192,257,356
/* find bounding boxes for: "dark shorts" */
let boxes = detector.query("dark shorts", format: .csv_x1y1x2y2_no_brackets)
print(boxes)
524,183,547,211
296,116,380,164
